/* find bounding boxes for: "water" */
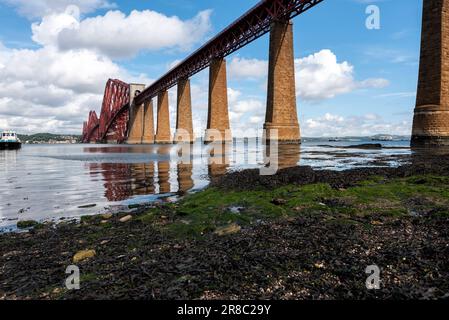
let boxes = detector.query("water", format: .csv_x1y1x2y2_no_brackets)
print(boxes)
0,139,411,231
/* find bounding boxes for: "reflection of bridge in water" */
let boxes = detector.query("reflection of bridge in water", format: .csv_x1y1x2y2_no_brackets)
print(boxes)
86,143,301,202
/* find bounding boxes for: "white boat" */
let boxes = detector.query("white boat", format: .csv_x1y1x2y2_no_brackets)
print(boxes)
372,135,393,141
0,130,22,150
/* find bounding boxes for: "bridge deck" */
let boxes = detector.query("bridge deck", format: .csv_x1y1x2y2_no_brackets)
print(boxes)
135,0,324,106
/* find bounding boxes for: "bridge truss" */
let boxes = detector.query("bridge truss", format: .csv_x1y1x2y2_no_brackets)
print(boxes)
135,0,323,105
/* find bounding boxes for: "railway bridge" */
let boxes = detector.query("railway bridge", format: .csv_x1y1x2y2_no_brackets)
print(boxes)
82,0,449,147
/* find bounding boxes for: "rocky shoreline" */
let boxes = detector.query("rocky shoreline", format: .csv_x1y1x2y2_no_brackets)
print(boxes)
1,152,449,300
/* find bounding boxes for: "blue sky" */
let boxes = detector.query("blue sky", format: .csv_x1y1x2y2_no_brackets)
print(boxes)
0,0,422,137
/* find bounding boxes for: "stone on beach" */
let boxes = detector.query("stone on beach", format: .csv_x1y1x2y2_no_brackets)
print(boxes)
214,223,241,236
119,215,133,223
73,249,96,263
102,213,113,219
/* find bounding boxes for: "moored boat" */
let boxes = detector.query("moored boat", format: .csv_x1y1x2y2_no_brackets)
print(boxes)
0,130,22,150
372,135,393,141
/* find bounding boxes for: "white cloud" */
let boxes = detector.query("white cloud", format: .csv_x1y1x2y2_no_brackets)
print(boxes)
303,112,411,137
227,88,265,129
0,3,212,134
249,116,263,124
0,3,394,137
168,59,182,71
296,49,389,101
229,57,268,79
55,9,212,59
227,50,389,102
227,88,241,105
0,41,152,133
1,0,115,18
31,6,80,46
231,98,263,114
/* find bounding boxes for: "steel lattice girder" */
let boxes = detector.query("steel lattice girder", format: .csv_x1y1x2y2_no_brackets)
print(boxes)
84,111,100,143
82,121,88,142
135,0,323,105
98,79,130,142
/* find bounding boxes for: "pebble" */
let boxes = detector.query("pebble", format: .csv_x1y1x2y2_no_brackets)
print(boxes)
214,223,241,236
102,213,113,219
73,249,96,263
119,215,132,223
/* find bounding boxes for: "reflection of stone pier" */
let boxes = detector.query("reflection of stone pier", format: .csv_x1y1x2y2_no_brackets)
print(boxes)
87,145,199,201
207,143,230,177
90,163,133,201
90,162,158,201
157,161,171,194
264,143,301,170
132,163,155,195
177,163,194,194
176,144,194,193
157,145,172,193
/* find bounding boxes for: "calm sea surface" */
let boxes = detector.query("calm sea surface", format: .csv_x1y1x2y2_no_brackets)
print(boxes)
0,139,411,231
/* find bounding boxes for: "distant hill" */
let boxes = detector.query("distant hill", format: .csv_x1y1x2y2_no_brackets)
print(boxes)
17,133,81,144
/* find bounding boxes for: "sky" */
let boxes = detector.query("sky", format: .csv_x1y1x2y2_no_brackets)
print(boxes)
0,0,423,137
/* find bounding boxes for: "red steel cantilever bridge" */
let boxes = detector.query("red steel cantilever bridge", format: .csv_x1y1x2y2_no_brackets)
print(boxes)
82,0,324,144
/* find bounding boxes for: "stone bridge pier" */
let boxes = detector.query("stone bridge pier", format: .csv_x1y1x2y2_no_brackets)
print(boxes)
127,84,146,144
174,78,194,144
264,20,301,144
84,1,326,145
205,58,232,144
155,90,172,144
126,21,302,146
142,100,155,144
412,0,449,146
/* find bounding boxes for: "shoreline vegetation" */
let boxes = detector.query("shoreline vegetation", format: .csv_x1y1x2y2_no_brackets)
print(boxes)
1,151,449,299
17,133,81,144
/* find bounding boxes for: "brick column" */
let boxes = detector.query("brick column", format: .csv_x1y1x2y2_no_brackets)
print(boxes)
126,84,145,144
174,79,194,143
264,20,301,144
155,90,172,144
127,103,144,144
205,58,231,143
142,100,155,144
412,0,449,146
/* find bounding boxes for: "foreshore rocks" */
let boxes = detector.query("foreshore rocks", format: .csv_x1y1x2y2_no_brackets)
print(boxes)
0,154,448,300
211,155,449,191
